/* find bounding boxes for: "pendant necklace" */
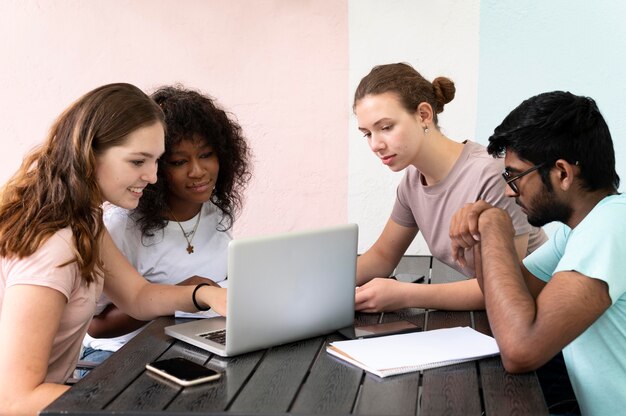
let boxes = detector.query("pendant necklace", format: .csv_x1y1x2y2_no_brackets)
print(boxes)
170,209,202,254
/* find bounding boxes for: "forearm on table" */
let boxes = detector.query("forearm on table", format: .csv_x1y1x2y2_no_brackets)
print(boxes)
122,283,215,320
402,278,485,310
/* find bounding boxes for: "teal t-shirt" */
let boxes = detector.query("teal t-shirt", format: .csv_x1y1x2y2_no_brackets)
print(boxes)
523,194,626,416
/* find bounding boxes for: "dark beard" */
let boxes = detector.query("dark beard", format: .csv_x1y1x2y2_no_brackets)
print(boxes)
521,186,572,227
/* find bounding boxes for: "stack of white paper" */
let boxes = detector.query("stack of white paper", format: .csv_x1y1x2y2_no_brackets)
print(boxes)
327,326,500,377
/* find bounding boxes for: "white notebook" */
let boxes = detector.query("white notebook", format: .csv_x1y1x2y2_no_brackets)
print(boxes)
327,326,499,378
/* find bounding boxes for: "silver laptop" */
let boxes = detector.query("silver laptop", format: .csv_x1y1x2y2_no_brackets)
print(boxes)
165,223,358,357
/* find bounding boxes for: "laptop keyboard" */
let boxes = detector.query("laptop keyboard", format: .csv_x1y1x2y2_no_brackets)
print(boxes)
198,329,226,345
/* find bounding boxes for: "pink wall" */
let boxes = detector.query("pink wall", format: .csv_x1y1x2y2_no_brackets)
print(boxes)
0,0,349,237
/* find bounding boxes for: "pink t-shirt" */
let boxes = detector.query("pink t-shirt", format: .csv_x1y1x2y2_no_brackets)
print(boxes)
391,141,547,277
0,228,103,383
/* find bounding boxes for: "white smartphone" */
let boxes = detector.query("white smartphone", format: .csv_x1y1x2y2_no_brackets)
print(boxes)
145,357,221,387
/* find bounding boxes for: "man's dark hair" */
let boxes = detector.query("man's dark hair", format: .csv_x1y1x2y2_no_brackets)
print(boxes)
487,91,619,192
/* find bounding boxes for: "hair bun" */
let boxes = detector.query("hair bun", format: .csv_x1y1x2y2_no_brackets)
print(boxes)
432,77,456,113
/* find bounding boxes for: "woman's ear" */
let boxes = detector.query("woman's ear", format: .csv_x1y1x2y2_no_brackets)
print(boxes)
417,102,434,125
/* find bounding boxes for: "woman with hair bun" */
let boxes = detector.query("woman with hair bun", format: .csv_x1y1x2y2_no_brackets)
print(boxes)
353,63,547,312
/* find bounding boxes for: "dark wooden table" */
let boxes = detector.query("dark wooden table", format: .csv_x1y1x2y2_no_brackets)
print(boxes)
43,256,548,415
42,308,547,415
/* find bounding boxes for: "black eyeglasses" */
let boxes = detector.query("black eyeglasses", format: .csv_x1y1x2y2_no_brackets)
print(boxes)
502,163,544,194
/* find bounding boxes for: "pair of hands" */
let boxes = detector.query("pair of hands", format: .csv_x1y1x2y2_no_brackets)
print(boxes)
448,200,514,268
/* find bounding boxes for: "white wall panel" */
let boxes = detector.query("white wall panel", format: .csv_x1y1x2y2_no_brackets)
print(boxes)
348,0,481,253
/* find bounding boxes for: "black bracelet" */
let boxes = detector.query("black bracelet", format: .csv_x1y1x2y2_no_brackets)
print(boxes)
192,283,211,311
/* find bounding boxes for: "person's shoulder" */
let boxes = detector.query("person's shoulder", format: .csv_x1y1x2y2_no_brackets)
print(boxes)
568,195,626,242
202,201,219,214
16,227,77,269
464,140,487,155
459,141,503,178
464,141,500,165
201,202,233,238
589,194,626,221
103,204,135,230
201,201,226,223
44,228,76,255
601,193,626,206
103,203,130,221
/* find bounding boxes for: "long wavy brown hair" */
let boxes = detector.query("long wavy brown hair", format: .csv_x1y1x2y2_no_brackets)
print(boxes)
0,83,164,284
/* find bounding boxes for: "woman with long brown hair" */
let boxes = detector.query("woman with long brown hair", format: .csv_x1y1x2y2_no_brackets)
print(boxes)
0,83,226,415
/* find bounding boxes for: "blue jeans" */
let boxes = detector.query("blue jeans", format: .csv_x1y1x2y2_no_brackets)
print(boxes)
77,347,114,378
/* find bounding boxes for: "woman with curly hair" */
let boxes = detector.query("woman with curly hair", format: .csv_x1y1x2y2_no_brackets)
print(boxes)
0,83,227,415
81,85,252,365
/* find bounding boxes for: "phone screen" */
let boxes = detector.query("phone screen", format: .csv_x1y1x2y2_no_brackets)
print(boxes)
339,320,421,339
146,357,221,387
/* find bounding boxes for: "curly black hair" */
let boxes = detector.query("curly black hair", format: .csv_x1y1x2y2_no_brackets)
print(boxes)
134,85,252,236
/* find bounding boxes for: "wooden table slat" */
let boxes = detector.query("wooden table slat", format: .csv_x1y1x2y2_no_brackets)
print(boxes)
290,334,363,414
480,357,548,416
43,318,175,412
472,310,492,336
419,310,484,415
354,312,381,326
166,350,265,412
430,259,465,284
354,372,420,415
421,362,482,416
425,310,471,331
228,336,324,413
394,255,432,281
106,371,182,410
106,342,216,410
473,308,548,415
382,308,426,328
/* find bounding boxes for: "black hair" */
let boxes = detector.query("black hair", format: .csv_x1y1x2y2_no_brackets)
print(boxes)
135,85,252,236
487,91,619,192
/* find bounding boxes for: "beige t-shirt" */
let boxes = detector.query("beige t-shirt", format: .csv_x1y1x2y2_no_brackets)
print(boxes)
391,141,547,277
0,228,103,383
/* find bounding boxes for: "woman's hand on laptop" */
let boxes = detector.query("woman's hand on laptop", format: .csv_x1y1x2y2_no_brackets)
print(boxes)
355,278,409,312
194,285,228,317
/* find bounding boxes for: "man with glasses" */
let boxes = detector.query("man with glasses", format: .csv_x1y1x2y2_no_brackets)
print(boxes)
502,162,544,195
450,91,624,416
